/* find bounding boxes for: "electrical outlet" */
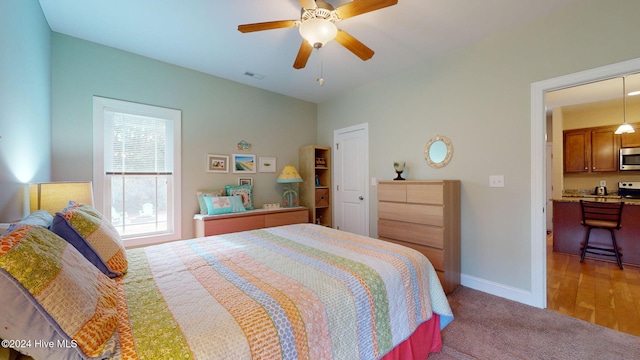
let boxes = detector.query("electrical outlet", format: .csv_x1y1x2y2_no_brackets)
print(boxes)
600,180,606,187
490,175,505,188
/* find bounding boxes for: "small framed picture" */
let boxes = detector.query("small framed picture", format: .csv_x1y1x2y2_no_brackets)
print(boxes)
238,177,253,186
207,154,229,173
259,157,277,173
232,154,256,173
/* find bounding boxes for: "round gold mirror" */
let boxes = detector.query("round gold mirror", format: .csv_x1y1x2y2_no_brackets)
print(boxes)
424,135,453,168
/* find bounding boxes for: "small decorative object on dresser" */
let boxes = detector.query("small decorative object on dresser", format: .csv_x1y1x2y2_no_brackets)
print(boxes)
377,180,461,294
393,161,406,180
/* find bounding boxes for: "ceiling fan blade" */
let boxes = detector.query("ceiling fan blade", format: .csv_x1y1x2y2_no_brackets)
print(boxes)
335,0,397,20
334,29,374,61
238,20,298,33
293,40,313,69
298,0,317,9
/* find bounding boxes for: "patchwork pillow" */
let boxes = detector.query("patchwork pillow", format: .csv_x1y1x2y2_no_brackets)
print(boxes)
0,225,119,359
196,189,226,214
51,202,127,277
203,195,247,215
225,185,254,210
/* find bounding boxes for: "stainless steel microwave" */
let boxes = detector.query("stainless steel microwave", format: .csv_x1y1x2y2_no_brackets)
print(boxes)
620,147,640,170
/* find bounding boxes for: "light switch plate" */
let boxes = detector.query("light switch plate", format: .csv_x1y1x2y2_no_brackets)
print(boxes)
490,175,505,188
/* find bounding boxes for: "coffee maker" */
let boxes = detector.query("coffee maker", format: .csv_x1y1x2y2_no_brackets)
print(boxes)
595,186,608,196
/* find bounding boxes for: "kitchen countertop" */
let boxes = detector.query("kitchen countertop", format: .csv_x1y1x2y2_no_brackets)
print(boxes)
555,195,640,205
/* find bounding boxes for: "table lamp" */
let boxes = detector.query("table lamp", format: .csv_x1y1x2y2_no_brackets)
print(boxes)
276,165,303,207
29,181,94,215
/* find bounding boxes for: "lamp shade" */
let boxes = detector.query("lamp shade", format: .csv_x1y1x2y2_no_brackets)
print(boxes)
299,18,337,48
277,166,303,183
29,181,94,215
615,123,635,134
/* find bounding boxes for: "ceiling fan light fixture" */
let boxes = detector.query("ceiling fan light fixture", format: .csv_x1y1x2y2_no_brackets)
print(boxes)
299,18,337,48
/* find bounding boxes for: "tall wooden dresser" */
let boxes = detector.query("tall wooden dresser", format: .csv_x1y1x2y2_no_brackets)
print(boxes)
377,180,461,294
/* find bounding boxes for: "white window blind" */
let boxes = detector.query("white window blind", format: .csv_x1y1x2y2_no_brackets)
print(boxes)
104,111,173,175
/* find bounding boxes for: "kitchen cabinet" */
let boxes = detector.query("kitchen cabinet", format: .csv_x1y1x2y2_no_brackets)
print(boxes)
621,122,640,147
553,199,640,266
564,126,618,173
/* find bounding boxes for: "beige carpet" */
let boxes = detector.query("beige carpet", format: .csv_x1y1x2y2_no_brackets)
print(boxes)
429,286,640,359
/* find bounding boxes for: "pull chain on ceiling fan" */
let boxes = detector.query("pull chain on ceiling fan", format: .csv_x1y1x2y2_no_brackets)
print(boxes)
237,0,398,70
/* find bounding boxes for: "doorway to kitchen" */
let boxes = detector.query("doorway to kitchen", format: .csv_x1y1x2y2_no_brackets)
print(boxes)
531,57,640,310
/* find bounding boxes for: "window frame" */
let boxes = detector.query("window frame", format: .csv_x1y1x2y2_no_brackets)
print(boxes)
93,96,182,247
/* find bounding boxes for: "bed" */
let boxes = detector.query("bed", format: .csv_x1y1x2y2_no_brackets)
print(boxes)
0,204,453,360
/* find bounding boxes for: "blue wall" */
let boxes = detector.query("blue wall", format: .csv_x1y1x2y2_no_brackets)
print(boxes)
0,0,52,221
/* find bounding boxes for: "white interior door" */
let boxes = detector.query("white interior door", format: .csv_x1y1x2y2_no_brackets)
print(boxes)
333,123,369,236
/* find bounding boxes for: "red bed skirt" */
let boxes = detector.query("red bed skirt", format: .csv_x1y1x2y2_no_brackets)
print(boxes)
380,314,442,360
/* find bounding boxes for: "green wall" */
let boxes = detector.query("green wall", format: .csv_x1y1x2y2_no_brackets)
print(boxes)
0,0,51,221
51,34,317,238
318,0,640,294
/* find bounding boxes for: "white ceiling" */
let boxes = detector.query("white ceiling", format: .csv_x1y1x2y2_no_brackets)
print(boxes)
39,0,582,104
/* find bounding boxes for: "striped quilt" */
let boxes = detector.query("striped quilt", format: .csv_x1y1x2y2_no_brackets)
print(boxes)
113,224,453,359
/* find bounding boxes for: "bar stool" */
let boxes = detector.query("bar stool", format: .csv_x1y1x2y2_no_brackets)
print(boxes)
579,200,624,269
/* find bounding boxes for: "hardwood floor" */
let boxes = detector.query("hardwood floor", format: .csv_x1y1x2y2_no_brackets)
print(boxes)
547,233,640,337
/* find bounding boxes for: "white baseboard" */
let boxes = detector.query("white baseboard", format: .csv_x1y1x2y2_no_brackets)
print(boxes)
460,274,543,308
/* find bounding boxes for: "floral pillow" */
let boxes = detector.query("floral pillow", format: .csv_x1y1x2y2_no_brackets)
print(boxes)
225,185,254,210
0,225,119,359
196,189,226,214
51,201,127,277
204,195,247,215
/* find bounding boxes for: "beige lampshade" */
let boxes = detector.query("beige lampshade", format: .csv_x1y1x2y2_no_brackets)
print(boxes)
276,165,303,183
29,181,94,215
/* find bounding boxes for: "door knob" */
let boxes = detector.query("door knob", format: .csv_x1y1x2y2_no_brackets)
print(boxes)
359,196,364,200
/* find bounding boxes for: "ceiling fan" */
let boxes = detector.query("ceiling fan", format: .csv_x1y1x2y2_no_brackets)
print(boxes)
238,0,398,69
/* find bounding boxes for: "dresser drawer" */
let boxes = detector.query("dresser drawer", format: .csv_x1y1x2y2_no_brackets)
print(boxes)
407,184,444,204
378,183,407,202
265,210,309,227
378,219,444,249
378,201,444,226
203,216,264,235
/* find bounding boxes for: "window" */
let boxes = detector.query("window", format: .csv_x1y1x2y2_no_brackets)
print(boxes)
93,97,181,246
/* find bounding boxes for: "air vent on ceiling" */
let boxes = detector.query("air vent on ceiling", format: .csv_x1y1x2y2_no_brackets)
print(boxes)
244,71,265,80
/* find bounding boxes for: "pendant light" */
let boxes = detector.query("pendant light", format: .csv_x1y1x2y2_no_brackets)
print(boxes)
615,76,635,134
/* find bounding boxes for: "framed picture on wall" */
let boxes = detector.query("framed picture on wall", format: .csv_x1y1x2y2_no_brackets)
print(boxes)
232,154,256,173
238,177,253,186
259,157,277,173
207,154,229,173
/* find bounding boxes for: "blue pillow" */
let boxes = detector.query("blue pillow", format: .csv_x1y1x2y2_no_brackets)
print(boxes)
2,210,54,235
204,196,247,215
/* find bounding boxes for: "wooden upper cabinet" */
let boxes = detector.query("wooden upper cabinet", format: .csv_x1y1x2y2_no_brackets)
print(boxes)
564,129,589,173
564,126,619,173
621,124,640,147
591,128,618,172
